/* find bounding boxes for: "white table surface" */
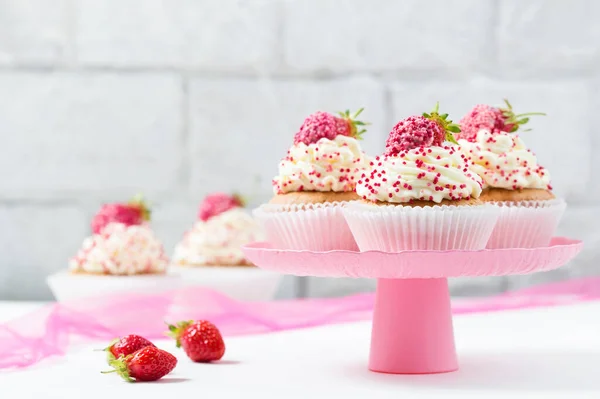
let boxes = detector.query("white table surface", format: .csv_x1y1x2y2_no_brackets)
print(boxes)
1,300,600,399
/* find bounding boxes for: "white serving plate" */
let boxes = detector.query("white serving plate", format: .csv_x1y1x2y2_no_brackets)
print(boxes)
172,265,283,302
47,271,183,302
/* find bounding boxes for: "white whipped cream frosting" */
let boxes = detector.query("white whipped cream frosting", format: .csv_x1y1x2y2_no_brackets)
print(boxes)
273,135,371,194
357,146,483,203
172,208,263,266
458,130,552,190
69,223,168,275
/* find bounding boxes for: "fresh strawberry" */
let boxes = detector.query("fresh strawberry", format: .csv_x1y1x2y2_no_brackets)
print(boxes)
293,108,368,145
103,334,155,363
457,99,546,142
167,320,225,363
91,194,151,234
384,103,460,156
198,193,244,222
103,346,177,382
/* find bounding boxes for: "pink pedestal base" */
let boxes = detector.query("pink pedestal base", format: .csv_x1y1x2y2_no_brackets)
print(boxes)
369,278,458,374
242,238,584,375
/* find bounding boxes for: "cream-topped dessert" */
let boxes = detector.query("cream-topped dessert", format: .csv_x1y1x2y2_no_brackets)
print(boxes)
174,193,261,267
273,135,370,194
459,129,551,191
357,146,482,204
270,109,371,205
69,223,168,275
173,207,262,267
357,104,483,206
343,104,499,252
254,108,372,251
457,100,553,202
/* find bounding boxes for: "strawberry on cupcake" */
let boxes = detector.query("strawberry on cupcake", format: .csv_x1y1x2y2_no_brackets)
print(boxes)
343,103,499,252
91,194,151,234
457,100,565,248
172,193,263,267
254,108,372,251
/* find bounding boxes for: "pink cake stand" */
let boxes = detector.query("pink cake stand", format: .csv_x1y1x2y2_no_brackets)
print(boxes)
243,237,583,375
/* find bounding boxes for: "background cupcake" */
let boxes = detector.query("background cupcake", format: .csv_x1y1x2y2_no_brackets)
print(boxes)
344,104,499,252
172,193,281,302
48,196,178,301
458,100,566,248
254,109,371,251
172,193,262,267
70,195,168,275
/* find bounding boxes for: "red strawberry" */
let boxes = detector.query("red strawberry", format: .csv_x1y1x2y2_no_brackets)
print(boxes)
385,103,460,156
167,320,225,362
103,346,177,382
198,193,244,222
91,194,151,234
103,334,155,363
458,99,546,142
293,108,368,145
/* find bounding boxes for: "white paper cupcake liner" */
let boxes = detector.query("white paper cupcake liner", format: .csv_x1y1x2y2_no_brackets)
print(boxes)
253,202,358,251
486,199,566,249
342,201,500,252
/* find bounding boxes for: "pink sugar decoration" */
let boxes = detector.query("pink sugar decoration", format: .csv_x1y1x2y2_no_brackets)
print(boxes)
293,112,342,145
457,104,506,142
384,116,444,156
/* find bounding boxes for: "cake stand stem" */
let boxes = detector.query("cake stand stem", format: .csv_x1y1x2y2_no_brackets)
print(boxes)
369,278,458,374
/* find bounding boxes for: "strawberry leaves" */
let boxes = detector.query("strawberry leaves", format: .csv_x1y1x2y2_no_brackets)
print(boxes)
500,98,546,133
338,107,370,139
423,102,460,144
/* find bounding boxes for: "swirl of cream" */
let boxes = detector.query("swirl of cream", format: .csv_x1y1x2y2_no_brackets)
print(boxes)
273,135,371,194
172,208,263,266
458,130,552,190
69,223,168,275
357,146,483,203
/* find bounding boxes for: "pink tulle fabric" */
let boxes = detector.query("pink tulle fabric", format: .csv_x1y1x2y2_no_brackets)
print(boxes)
2,277,600,370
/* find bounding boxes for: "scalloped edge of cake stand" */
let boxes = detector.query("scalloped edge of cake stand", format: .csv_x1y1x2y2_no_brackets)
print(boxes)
242,237,583,279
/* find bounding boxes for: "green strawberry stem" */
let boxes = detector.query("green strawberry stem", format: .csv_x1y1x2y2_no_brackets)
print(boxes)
232,192,247,208
97,338,119,363
103,357,134,382
514,112,546,117
166,321,194,348
128,194,151,221
501,99,546,133
422,102,460,144
337,107,370,140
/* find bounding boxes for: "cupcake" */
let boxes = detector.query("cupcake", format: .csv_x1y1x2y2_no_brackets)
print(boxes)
70,196,168,275
343,104,499,252
172,193,281,302
172,193,263,267
457,100,566,248
254,109,372,251
48,196,178,302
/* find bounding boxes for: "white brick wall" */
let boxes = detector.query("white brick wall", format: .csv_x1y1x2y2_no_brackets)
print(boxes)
283,0,494,72
75,0,280,70
0,0,71,65
0,0,598,300
0,204,87,300
497,0,600,73
0,72,184,198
